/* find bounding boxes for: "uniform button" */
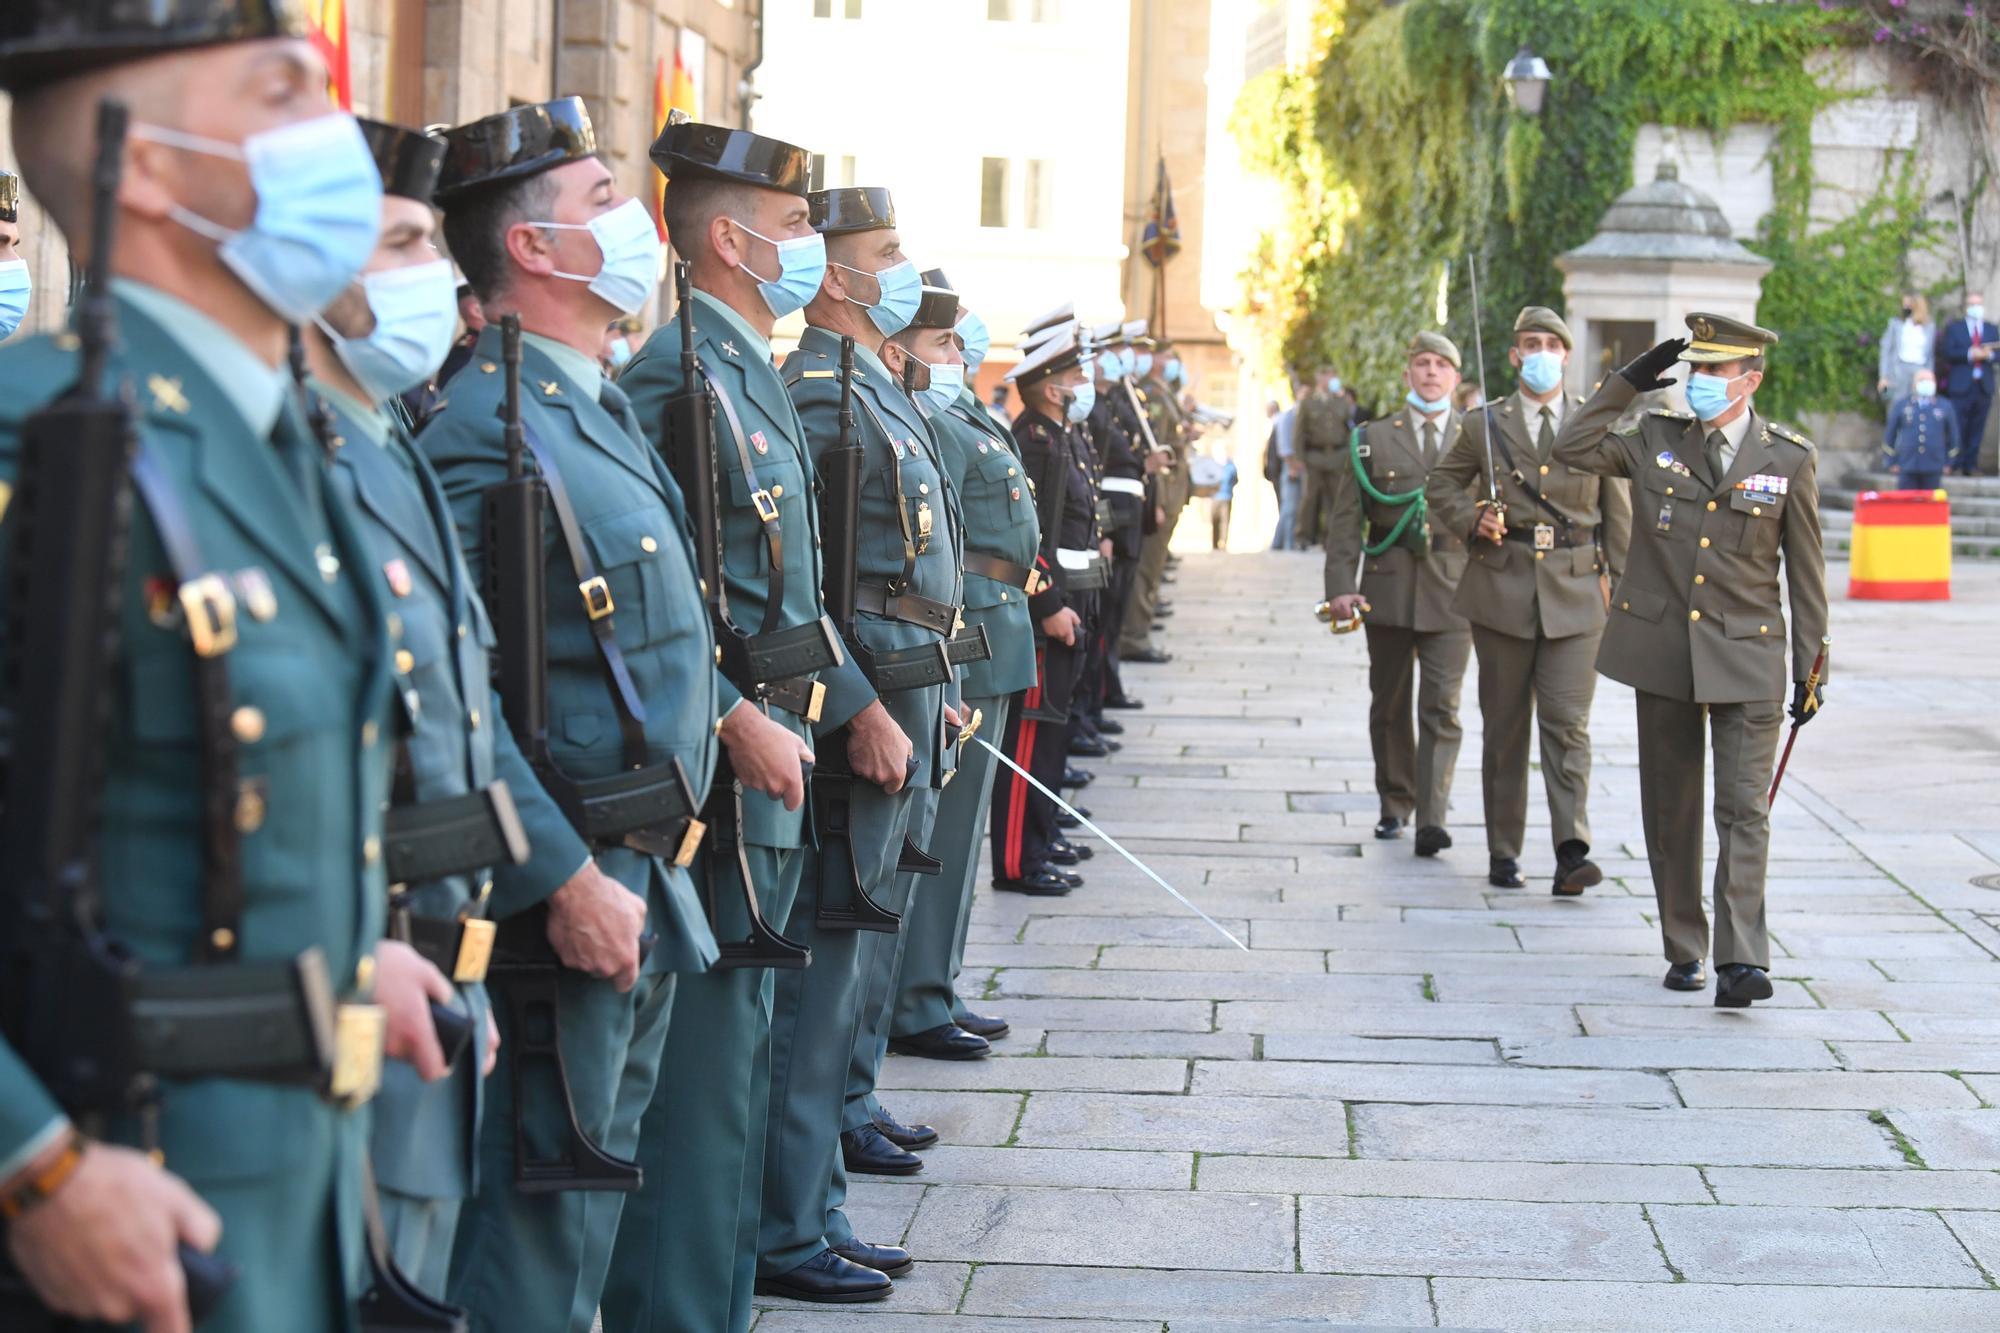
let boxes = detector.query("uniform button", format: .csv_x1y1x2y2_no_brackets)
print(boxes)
210,926,236,953
641,535,658,553
387,613,404,638
1007,467,1017,477
361,721,378,747
1753,506,1762,516
395,648,415,674
1706,500,1717,512
919,483,930,495
363,835,382,865
1620,601,1629,611
1539,464,1550,476
999,591,1008,602
457,623,468,640
1689,610,1701,622
715,646,723,665
1694,574,1705,585
698,578,708,598
231,706,266,743
771,484,784,498
1666,486,1675,496
468,709,481,730
315,544,340,581
355,955,375,991
1699,537,1711,549
1760,624,1769,634
1534,551,1545,560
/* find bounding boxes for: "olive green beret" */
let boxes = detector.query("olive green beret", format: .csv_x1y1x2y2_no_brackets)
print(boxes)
1513,305,1572,349
1407,331,1461,369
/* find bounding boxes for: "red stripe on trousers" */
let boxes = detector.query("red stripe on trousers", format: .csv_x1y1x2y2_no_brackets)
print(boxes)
1004,650,1047,879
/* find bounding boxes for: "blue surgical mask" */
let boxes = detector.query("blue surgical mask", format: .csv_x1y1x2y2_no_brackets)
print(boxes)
1326,377,1342,395
956,310,991,376
321,258,458,403
1134,352,1154,378
1406,389,1451,415
1519,349,1564,395
1969,304,1987,324
0,259,30,339
734,221,827,319
1165,360,1185,387
1685,370,1745,422
536,197,662,316
608,337,634,369
1915,380,1937,399
1066,379,1096,424
133,115,383,324
917,360,965,413
836,258,921,336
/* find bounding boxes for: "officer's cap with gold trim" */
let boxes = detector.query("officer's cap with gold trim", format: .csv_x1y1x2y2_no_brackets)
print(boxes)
653,118,810,197
436,98,597,206
1513,305,1573,350
359,119,446,205
905,285,959,332
0,0,307,93
809,186,895,235
1407,330,1462,369
1021,301,1074,338
1680,311,1779,365
1007,326,1090,386
1021,318,1077,356
0,170,18,224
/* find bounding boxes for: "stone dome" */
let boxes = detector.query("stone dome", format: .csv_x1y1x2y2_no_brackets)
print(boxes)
1558,161,1770,268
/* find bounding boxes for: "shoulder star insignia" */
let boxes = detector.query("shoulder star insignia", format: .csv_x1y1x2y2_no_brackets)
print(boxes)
720,340,740,358
541,381,561,397
147,374,189,414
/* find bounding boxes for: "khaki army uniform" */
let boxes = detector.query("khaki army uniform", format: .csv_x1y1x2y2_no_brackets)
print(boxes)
1324,404,1475,831
1553,374,1827,968
1428,391,1634,864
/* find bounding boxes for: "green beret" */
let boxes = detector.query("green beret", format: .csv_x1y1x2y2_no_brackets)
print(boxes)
1513,305,1572,349
1407,331,1461,369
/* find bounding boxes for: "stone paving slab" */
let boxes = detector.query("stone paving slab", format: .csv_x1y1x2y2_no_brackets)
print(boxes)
904,1185,1294,1271
1670,1069,1983,1109
1041,1031,1257,1061
1196,1155,1710,1203
1431,1278,2000,1331
1884,1110,2000,1169
1650,1203,1987,1286
993,967,1424,1004
1193,1059,1675,1107
1260,1034,1505,1065
754,1316,1161,1332
1014,1091,1345,1156
957,1264,1434,1326
1435,971,1818,1007
1574,1004,1902,1040
878,1056,1188,1094
1300,1196,1669,1280
1218,1000,1583,1038
1353,1104,1909,1167
1705,1166,2000,1208
905,1146,1193,1191
1503,1034,1842,1070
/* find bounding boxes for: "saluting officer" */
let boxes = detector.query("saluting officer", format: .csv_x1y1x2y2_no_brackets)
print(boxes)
600,119,829,1333
1324,332,1475,856
0,169,31,341
889,273,1031,1058
1426,307,1633,895
420,100,736,1332
1554,315,1828,1008
0,6,403,1329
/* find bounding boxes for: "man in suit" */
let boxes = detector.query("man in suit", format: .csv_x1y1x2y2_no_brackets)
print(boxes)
1937,293,1995,476
1427,307,1633,894
1323,332,1476,856
0,8,399,1329
1554,313,1828,1008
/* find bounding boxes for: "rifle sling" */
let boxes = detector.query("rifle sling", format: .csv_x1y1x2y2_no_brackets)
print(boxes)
854,394,923,590
702,369,785,640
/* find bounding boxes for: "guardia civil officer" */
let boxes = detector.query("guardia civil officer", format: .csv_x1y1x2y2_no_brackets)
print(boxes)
0,6,402,1329
601,119,832,1333
760,185,958,1303
420,100,770,1332
1324,332,1475,854
1554,314,1828,1007
306,116,554,1298
1426,308,1633,894
0,169,31,341
889,273,1033,1056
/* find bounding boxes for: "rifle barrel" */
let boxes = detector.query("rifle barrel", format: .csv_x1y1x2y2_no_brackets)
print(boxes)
502,315,524,481
77,99,129,395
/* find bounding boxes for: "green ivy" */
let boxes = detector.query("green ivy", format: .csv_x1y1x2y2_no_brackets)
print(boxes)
1237,0,1943,423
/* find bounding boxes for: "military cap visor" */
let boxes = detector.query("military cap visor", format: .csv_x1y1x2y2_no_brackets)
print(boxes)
0,170,17,223
1021,318,1077,356
809,186,895,234
1513,305,1573,350
653,121,810,197
905,285,960,332
359,118,446,205
1407,331,1462,369
436,98,597,204
0,0,309,91
1680,311,1779,364
921,266,952,291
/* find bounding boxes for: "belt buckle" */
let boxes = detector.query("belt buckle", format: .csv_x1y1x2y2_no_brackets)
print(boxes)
1533,524,1555,552
1024,569,1045,595
330,1002,386,1107
751,489,779,523
453,918,496,983
579,576,615,621
178,574,239,658
675,818,708,868
805,680,826,726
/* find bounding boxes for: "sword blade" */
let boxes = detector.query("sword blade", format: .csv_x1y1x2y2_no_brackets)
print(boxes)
973,736,1249,951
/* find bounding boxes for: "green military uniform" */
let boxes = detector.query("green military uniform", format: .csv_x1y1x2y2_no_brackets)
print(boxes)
1553,314,1827,997
1294,382,1353,548
1121,352,1184,660
421,100,722,1333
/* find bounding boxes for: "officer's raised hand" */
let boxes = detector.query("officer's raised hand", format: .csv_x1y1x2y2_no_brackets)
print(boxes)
846,699,914,794
1790,680,1824,727
1618,338,1690,392
546,860,649,992
5,1137,222,1333
719,700,815,811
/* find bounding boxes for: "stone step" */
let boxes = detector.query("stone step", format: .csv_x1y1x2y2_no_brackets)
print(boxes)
1840,469,2000,498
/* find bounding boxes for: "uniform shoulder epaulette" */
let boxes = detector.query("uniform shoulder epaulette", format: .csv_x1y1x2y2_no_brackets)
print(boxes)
1647,407,1695,421
1767,421,1814,451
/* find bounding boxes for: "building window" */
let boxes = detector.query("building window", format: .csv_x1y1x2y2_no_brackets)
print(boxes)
1023,159,1051,229
987,0,1012,18
980,157,1010,228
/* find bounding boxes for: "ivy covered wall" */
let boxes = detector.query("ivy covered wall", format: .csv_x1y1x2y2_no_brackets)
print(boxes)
1234,0,1955,424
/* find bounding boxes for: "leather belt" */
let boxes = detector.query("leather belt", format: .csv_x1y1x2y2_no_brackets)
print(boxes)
860,641,953,693
855,582,956,635
384,781,530,888
764,675,827,724
1055,548,1109,591
715,615,844,698
946,623,992,666
962,551,1044,594
552,756,706,866
406,913,500,984
1100,477,1145,497
1503,523,1594,550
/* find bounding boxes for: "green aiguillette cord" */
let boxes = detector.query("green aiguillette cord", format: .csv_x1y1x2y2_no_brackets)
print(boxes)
1349,425,1425,556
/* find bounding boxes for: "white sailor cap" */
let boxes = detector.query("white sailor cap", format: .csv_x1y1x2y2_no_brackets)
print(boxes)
1021,300,1075,337
1006,326,1090,384
1121,318,1149,342
1021,317,1079,355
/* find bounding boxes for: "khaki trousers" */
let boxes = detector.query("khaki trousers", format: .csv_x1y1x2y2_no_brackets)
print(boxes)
1122,516,1172,656
1634,690,1783,969
1364,623,1470,829
1471,624,1601,861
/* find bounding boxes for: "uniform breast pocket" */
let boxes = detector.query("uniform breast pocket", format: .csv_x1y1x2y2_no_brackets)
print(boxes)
579,504,691,647
1730,489,1785,555
972,447,1027,520
724,452,808,580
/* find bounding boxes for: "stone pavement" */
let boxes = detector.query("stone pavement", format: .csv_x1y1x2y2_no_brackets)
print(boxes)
750,551,2000,1331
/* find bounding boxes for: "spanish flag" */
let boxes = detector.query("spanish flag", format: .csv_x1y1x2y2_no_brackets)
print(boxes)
653,50,700,241
305,0,351,111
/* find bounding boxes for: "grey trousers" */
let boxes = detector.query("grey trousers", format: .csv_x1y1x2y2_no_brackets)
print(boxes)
1364,622,1470,829
1471,624,1602,861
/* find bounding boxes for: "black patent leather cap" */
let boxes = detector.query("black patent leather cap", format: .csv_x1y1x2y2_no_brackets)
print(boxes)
809,186,895,235
907,286,959,332
436,98,597,204
0,0,307,91
359,118,446,205
921,267,953,292
652,121,810,197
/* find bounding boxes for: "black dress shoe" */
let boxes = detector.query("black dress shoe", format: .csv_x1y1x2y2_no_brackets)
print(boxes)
1051,837,1093,862
1373,816,1406,840
994,869,1073,896
1103,738,1123,753
1715,963,1774,1009
1098,717,1125,736
1553,841,1602,897
1126,647,1173,664
1063,766,1095,788
1058,869,1085,888
1068,735,1109,758
1055,809,1081,829
1488,857,1525,889
1663,960,1708,991
1413,826,1451,857
871,1104,939,1149
1045,842,1080,866
832,1239,913,1280
755,1249,892,1303
840,1124,924,1176
888,1024,990,1061
955,1010,1011,1040
1103,696,1145,710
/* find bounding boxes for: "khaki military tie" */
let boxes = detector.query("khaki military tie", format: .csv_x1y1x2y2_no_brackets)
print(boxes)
1704,429,1727,486
1421,420,1438,468
1538,406,1555,459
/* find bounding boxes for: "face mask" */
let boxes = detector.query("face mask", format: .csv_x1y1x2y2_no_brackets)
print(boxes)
1165,361,1185,387
1096,348,1122,380
1969,304,1987,324
1915,380,1937,399
1685,370,1746,422
1134,352,1154,378
1326,377,1342,395
1519,349,1564,395
735,221,827,318
536,197,661,316
608,337,633,369
956,310,991,376
0,259,31,339
321,258,458,403
1066,379,1096,423
1406,388,1451,415
917,360,965,413
1903,303,1914,316
133,115,383,324
835,257,921,337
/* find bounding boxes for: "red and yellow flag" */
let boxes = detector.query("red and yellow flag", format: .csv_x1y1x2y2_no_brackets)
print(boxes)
653,48,699,241
305,0,352,111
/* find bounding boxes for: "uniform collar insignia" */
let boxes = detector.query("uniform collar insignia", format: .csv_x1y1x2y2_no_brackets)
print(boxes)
541,381,561,397
148,374,190,415
721,340,740,358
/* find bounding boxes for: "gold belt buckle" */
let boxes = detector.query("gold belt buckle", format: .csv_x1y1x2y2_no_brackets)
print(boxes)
1533,524,1555,552
178,574,240,658
804,680,827,726
579,576,615,620
1024,569,1045,595
330,1002,386,1107
453,918,496,983
674,818,708,868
